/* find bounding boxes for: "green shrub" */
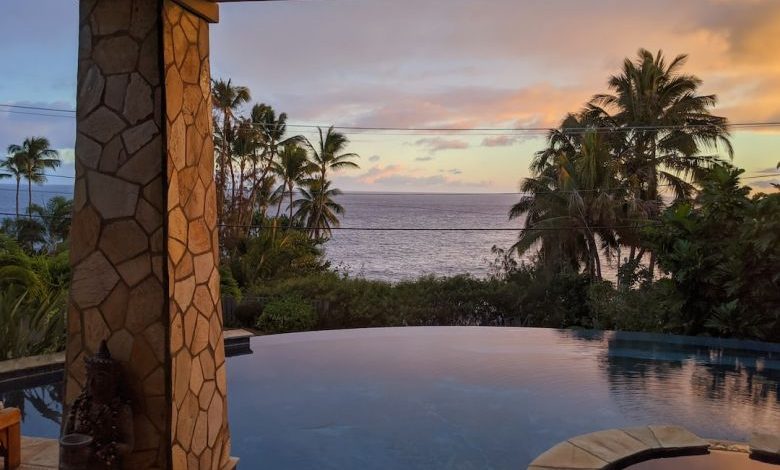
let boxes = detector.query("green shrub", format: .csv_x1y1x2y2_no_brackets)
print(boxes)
232,301,265,328
256,296,317,334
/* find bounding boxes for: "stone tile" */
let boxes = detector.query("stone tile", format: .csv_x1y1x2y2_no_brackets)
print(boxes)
175,252,194,280
143,322,166,362
107,329,134,363
190,354,204,394
88,172,139,219
127,277,165,333
169,114,186,169
122,119,159,155
176,391,199,449
171,311,184,353
199,380,215,410
193,285,214,315
104,74,130,111
81,106,125,144
172,24,188,68
192,314,210,355
78,65,104,118
71,251,120,309
188,219,211,254
166,66,184,120
529,441,607,469
750,433,780,457
129,0,158,40
131,336,160,379
648,425,709,450
207,390,224,447
118,134,162,185
138,31,161,87
100,219,148,264
75,132,102,169
99,135,125,173
100,281,130,332
124,73,154,124
69,206,101,265
136,197,162,234
182,305,197,348
569,429,651,465
181,14,198,43
192,410,208,456
90,0,131,35
83,308,110,352
173,352,193,404
93,36,139,74
169,206,188,242
622,426,662,449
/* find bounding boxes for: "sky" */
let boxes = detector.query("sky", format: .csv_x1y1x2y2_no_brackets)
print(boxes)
0,0,779,192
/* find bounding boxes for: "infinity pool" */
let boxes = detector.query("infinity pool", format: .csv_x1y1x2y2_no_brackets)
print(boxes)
2,327,779,468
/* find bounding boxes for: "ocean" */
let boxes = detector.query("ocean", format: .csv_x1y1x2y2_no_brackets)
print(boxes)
0,184,617,281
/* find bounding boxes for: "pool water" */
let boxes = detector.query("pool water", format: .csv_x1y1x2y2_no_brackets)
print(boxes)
1,327,779,469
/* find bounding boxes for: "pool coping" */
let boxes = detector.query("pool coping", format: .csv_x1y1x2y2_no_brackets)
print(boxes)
0,329,256,390
527,426,779,470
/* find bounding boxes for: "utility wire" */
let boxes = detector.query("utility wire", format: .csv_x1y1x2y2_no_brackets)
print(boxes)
4,103,780,134
0,210,659,231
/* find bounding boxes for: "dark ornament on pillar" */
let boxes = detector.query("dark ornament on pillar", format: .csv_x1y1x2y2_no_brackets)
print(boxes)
61,341,134,469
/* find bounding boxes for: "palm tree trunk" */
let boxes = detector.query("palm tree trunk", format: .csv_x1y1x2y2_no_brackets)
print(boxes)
288,183,294,222
27,178,32,218
15,176,20,219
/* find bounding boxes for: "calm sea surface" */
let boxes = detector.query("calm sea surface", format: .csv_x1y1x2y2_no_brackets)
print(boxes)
0,185,619,281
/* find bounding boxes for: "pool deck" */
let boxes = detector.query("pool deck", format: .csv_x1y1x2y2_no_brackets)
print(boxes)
527,426,780,470
0,437,58,470
0,437,240,469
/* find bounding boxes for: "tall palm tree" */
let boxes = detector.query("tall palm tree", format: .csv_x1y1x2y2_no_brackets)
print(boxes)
7,138,61,218
586,49,731,273
305,126,360,182
212,78,251,219
303,127,359,239
0,154,24,218
510,131,624,279
587,48,731,205
250,104,302,221
271,143,315,221
293,179,345,240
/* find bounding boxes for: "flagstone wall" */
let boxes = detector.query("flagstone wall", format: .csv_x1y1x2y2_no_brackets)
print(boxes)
67,0,229,468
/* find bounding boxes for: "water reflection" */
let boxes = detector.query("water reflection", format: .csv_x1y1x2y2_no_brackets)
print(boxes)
562,329,780,438
0,383,62,431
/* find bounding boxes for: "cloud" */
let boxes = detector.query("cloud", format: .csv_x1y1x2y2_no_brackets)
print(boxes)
368,154,381,162
415,156,434,162
333,164,493,191
481,135,521,147
754,166,780,174
412,137,469,153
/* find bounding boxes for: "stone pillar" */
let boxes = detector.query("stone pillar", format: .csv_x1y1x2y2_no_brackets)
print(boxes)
67,1,230,468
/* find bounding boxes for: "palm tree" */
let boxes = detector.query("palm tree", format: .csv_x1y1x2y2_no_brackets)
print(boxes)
249,104,302,222
510,131,624,279
303,127,359,238
1,154,25,218
305,126,360,182
28,196,73,253
7,138,61,218
212,78,251,219
587,48,731,205
586,49,731,274
272,143,315,221
293,179,345,240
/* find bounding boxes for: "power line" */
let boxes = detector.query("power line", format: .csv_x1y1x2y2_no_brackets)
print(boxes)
4,103,780,134
0,110,77,119
0,104,75,113
0,210,658,231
